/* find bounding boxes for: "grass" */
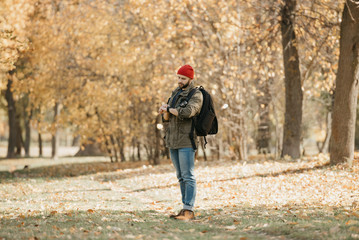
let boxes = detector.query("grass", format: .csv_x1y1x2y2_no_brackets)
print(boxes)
0,210,257,240
2,207,359,239
1,155,359,239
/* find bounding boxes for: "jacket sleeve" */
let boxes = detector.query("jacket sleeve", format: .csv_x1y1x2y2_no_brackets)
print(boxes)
176,90,203,119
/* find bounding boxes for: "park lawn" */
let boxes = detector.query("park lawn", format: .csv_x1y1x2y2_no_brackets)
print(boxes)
0,154,359,239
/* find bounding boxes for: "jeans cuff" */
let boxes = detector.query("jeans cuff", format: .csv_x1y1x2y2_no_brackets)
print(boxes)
183,205,193,211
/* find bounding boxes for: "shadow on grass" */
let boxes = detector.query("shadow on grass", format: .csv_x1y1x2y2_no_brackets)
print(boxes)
0,159,330,189
0,206,356,240
0,160,152,180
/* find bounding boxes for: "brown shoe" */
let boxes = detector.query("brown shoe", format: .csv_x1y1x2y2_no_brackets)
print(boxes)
170,209,185,218
174,210,195,220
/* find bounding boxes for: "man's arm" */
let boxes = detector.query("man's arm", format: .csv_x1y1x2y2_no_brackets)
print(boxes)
168,108,178,117
175,90,203,119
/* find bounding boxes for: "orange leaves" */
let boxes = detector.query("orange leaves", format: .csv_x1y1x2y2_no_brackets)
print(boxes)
346,220,359,226
65,212,73,217
233,219,241,225
50,211,57,216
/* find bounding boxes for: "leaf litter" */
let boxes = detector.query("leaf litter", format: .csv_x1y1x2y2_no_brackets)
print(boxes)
0,153,359,239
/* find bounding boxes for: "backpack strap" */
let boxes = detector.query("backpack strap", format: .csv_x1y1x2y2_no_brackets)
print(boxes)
187,87,199,150
186,87,198,102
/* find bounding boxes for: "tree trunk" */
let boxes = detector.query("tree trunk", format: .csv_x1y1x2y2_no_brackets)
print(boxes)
130,137,136,161
330,0,359,165
95,109,113,162
317,111,332,153
116,135,126,162
72,135,80,146
5,77,17,158
153,115,161,165
280,0,303,159
110,135,119,162
255,78,272,154
38,132,43,157
24,104,31,157
51,102,60,159
15,119,23,156
137,141,141,161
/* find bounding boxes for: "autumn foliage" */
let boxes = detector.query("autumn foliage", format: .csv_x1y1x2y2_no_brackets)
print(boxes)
0,0,351,162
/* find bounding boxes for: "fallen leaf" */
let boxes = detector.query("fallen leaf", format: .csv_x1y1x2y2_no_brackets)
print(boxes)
287,222,298,225
233,219,241,225
65,212,72,217
346,220,359,225
50,211,57,216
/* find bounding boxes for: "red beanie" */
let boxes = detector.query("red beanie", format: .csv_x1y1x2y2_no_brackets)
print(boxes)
177,65,194,79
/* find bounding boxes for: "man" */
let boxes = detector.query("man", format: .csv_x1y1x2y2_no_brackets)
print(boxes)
158,65,203,220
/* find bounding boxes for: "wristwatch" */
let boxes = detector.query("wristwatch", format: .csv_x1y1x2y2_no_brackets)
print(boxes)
167,106,170,113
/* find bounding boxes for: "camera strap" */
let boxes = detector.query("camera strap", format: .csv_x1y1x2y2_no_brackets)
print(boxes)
170,89,183,108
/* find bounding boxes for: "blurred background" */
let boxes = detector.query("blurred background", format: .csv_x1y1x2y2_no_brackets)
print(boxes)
0,0,352,163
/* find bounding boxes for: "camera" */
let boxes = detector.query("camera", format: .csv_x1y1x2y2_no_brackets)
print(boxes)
179,100,188,107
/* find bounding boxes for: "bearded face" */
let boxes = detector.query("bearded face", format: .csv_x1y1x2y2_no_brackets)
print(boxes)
177,74,191,89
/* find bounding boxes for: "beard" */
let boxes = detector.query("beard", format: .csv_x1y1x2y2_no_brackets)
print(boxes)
179,81,190,89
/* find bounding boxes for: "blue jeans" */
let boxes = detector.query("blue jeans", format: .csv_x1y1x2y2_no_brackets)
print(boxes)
169,148,196,211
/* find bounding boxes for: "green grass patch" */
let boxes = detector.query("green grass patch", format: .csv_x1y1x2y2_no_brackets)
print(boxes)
2,207,358,239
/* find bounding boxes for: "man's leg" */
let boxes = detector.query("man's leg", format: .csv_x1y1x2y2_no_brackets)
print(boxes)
169,149,185,201
178,147,196,211
169,148,186,218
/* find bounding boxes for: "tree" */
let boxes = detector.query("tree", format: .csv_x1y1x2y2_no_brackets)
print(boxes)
0,0,345,162
330,0,359,165
280,0,303,159
5,72,17,158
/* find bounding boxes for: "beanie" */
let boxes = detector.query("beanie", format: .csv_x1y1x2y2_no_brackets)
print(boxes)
177,65,194,79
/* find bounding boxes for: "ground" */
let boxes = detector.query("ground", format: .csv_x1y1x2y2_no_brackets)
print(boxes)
0,154,359,239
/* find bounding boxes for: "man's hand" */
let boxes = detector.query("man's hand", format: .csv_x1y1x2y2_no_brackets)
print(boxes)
158,104,168,114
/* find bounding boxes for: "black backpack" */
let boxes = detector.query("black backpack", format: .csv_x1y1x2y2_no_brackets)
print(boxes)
186,86,218,150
